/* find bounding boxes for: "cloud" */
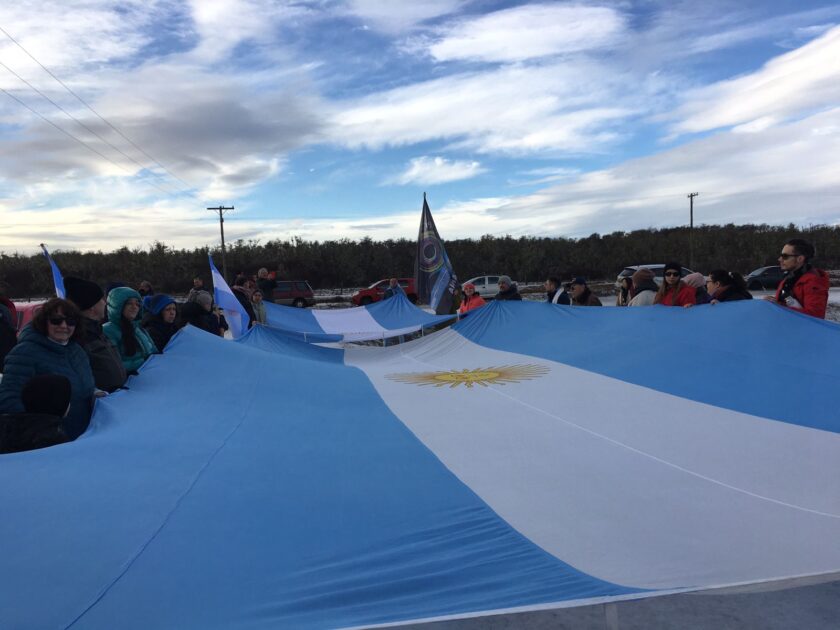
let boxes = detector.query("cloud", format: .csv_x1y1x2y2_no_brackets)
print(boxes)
427,3,626,63
669,25,840,135
330,62,641,154
342,0,466,34
386,156,486,185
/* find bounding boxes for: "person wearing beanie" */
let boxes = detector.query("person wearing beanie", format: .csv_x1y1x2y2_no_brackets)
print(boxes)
458,282,486,314
569,277,602,306
629,268,658,306
64,276,127,393
494,275,522,301
683,272,712,305
654,262,696,307
103,287,158,373
180,290,224,336
141,294,180,351
0,374,72,453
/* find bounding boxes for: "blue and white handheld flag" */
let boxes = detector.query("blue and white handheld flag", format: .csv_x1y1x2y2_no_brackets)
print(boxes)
40,243,65,298
208,254,250,337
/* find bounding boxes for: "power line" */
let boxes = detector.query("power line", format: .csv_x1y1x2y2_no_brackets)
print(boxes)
0,60,190,199
0,85,193,200
0,24,198,194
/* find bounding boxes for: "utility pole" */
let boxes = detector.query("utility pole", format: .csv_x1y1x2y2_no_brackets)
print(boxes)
207,205,234,281
687,193,698,270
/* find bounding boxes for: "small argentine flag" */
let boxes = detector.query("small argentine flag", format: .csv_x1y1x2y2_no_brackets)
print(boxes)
208,255,250,337
40,243,65,298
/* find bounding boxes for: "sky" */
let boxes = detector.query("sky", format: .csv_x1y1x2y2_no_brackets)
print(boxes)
0,0,839,253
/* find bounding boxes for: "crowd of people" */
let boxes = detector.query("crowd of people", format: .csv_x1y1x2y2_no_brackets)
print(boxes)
0,270,271,453
0,238,831,454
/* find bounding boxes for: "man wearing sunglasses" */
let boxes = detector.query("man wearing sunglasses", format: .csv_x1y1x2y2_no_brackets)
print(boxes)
765,238,829,319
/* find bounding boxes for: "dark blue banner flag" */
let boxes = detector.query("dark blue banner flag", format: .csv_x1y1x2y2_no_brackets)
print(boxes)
414,194,457,315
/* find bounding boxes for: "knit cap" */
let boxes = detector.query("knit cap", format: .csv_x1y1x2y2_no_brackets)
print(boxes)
498,275,512,286
64,277,104,311
143,294,176,315
683,272,706,289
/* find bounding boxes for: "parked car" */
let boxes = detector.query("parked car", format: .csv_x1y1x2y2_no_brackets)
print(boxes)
615,264,694,288
463,276,503,299
744,265,785,291
12,301,44,332
272,281,315,308
352,278,418,306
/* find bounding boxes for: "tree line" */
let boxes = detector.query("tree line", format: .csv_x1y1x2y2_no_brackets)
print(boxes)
1,223,838,299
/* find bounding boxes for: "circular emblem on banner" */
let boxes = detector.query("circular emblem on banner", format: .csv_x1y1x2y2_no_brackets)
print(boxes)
386,364,549,389
419,230,445,273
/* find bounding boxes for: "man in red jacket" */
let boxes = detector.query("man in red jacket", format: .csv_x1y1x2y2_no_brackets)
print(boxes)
765,238,829,319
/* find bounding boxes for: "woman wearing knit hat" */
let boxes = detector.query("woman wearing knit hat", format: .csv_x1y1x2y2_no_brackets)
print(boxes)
654,262,696,307
458,283,486,314
682,272,712,305
103,287,158,373
141,294,180,351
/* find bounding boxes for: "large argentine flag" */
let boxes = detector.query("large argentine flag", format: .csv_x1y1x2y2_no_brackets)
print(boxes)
1,300,839,629
263,292,456,342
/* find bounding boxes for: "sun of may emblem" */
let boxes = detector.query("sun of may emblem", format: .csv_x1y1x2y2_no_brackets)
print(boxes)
386,364,549,389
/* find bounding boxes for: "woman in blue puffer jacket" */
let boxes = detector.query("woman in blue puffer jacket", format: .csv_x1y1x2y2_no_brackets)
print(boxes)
0,298,95,440
103,287,157,374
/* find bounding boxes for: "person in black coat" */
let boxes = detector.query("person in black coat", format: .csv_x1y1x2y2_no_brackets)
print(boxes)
707,270,753,303
0,374,71,454
494,275,522,301
232,276,256,327
142,294,181,351
180,291,223,336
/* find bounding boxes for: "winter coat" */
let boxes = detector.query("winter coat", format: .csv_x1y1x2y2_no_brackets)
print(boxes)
0,326,95,440
628,279,659,306
694,287,713,305
656,284,696,307
179,302,223,336
103,287,157,373
80,316,127,392
252,300,268,325
458,293,486,314
494,285,522,301
141,313,180,351
384,284,405,300
572,290,602,306
233,286,256,327
0,298,17,371
712,285,753,303
256,277,276,298
774,266,830,319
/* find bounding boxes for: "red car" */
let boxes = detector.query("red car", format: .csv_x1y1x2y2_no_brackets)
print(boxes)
352,278,418,306
11,301,45,332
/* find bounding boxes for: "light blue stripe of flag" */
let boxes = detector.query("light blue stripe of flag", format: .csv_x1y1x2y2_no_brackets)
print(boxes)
40,243,65,298
208,254,250,337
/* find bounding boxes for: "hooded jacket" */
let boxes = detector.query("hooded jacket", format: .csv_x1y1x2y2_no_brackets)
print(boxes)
103,287,157,373
0,326,95,440
774,266,830,319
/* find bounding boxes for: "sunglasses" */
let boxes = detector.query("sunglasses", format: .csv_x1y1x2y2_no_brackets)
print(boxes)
49,316,77,327
664,271,680,277
778,253,800,260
